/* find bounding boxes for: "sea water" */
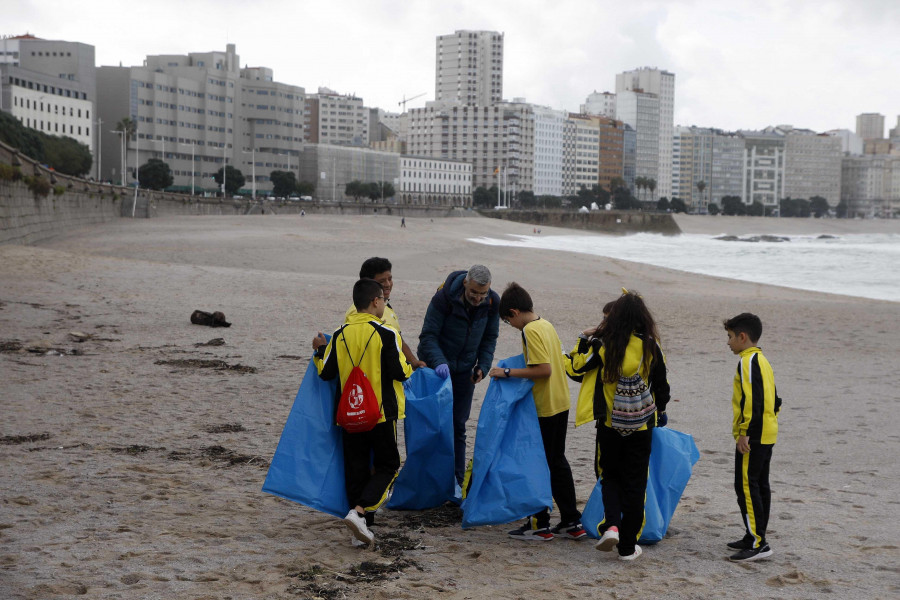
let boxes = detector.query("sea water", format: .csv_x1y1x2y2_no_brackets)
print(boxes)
469,232,899,302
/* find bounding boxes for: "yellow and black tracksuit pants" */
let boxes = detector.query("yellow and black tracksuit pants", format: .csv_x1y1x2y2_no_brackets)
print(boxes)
596,424,652,556
734,442,773,548
342,420,400,515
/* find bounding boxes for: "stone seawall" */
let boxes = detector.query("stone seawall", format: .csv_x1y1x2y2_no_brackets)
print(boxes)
478,209,682,235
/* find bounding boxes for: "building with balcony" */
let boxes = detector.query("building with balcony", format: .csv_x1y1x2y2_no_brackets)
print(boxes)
304,87,368,147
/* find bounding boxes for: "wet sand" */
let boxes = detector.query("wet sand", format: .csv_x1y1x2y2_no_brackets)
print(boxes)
1,214,898,599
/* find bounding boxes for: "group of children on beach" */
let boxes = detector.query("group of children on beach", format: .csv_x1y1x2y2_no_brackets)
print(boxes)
310,260,781,563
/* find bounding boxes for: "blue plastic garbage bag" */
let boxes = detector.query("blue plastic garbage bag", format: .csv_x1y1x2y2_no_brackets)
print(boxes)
582,426,700,543
262,357,347,518
388,368,455,510
461,355,553,529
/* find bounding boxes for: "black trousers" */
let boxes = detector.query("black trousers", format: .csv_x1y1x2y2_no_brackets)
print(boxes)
595,424,652,556
734,442,773,548
530,410,581,528
342,420,400,513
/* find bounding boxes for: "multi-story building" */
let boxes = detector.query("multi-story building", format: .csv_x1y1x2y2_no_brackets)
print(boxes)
595,116,625,192
616,67,675,200
304,87,368,147
96,44,306,194
616,90,659,197
298,144,398,203
622,124,636,192
562,113,599,196
782,127,842,205
740,130,785,211
826,129,864,155
532,105,565,197
710,133,745,208
435,30,503,106
581,91,616,118
0,35,96,172
399,155,472,206
856,112,885,140
406,101,534,192
890,116,900,146
841,154,900,218
672,126,743,211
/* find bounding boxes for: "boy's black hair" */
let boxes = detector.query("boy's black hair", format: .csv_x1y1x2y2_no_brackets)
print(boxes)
359,257,392,279
498,282,533,317
724,313,763,343
352,278,384,310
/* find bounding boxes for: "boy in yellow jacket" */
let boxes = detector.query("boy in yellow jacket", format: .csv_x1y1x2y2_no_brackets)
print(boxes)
724,313,782,562
312,278,413,546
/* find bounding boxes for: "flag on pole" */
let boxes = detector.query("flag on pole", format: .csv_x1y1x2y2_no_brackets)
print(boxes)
493,166,500,175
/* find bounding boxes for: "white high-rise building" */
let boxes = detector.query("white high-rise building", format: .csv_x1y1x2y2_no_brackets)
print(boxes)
856,113,885,140
616,90,659,198
532,105,566,196
435,30,504,106
581,91,616,118
304,87,369,147
616,67,675,200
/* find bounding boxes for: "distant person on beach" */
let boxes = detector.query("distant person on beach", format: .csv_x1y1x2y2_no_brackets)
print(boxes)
401,217,406,228
418,265,499,484
723,313,782,562
488,282,585,541
565,290,671,561
312,278,413,547
346,257,425,370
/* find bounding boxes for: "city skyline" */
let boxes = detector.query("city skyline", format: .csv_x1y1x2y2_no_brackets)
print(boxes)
8,0,898,134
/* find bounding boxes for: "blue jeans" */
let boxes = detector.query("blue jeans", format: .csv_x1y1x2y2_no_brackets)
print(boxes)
450,370,476,484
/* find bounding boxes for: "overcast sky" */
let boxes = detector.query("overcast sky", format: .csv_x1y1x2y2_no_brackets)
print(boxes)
10,0,899,134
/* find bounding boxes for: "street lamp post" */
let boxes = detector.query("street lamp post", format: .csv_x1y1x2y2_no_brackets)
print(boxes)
178,142,195,196
110,129,126,186
95,118,102,181
132,127,140,218
241,148,256,200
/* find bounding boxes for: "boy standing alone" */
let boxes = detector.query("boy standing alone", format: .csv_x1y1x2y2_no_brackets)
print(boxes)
488,282,585,541
313,279,413,546
724,313,782,562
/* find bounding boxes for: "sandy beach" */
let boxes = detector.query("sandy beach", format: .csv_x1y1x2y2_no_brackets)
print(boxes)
1,213,898,599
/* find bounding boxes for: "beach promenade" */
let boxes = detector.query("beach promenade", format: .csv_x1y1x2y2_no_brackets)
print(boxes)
1,214,898,599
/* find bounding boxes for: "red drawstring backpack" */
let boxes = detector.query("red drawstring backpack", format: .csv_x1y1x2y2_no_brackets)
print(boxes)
335,326,382,432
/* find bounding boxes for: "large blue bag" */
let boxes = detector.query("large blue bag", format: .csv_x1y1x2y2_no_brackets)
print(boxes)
461,355,553,529
582,426,700,543
387,368,455,510
262,358,347,518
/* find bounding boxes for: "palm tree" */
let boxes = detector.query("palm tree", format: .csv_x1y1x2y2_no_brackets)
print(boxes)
696,180,707,213
635,176,646,203
647,178,656,203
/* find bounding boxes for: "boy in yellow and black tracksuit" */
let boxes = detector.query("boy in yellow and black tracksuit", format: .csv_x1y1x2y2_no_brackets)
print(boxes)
724,313,782,562
312,278,413,546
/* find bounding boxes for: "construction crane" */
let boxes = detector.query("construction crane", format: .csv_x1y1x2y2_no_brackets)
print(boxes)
398,92,426,112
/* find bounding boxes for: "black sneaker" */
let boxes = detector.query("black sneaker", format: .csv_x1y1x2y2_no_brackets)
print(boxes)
727,536,755,550
550,521,587,540
729,544,773,562
508,521,554,541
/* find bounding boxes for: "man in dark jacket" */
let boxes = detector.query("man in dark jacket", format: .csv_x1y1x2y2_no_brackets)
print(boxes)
418,265,500,484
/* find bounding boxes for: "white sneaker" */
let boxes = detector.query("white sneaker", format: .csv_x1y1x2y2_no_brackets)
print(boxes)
351,536,366,548
595,526,619,552
619,545,643,561
343,510,374,545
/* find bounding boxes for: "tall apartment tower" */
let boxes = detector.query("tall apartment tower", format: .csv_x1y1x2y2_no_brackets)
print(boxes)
856,113,885,140
616,67,675,200
435,30,503,106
